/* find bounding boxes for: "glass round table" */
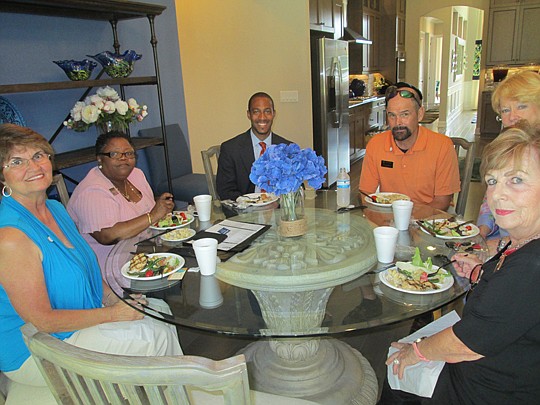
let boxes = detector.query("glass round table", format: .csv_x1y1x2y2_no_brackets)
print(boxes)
104,193,486,404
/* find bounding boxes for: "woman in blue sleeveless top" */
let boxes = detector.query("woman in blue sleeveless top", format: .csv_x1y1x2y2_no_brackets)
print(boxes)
0,124,181,399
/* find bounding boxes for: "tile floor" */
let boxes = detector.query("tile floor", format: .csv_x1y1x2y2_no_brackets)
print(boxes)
179,110,488,401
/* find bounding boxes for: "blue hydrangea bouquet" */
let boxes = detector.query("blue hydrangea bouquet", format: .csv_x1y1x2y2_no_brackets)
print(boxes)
249,143,327,229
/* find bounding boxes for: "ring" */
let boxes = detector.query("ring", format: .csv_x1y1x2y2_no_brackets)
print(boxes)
393,358,400,365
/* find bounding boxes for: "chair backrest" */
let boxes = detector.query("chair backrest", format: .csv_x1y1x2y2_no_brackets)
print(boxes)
451,137,475,217
140,124,194,190
201,145,221,200
21,323,252,405
49,174,70,207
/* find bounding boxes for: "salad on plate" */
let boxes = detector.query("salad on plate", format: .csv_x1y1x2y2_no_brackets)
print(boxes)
122,253,185,280
418,218,479,239
381,248,454,293
150,211,193,230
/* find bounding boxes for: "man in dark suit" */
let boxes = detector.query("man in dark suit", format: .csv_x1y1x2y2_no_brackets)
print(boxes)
216,92,292,200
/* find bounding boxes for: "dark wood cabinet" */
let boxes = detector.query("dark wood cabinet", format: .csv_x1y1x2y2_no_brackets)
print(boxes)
310,0,337,32
350,104,370,160
0,0,173,189
378,0,406,81
479,91,501,138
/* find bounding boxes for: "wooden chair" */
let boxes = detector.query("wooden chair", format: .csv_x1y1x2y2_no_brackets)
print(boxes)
21,324,316,405
201,145,221,200
451,137,475,217
49,174,70,207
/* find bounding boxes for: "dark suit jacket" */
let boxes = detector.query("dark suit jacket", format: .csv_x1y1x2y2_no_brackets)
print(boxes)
216,130,292,200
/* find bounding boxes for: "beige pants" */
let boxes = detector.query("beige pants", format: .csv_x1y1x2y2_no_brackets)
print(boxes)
5,298,182,388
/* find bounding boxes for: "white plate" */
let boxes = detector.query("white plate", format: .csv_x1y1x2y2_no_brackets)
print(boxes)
418,219,480,240
364,192,410,207
160,228,196,242
149,211,194,231
379,266,454,295
236,192,278,207
121,253,185,281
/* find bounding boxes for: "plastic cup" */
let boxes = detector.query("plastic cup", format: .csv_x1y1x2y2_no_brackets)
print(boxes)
193,194,212,221
373,226,399,263
199,275,223,309
193,238,218,275
392,200,414,231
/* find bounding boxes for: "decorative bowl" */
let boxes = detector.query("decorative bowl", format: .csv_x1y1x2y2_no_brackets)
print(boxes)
87,50,142,78
53,59,97,81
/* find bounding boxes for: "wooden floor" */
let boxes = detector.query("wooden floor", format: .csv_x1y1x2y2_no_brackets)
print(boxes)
179,110,487,401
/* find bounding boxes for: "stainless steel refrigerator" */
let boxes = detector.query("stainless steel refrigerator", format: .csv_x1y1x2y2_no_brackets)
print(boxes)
311,37,350,187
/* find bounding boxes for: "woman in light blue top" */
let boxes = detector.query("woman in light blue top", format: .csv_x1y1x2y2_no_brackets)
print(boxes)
0,124,181,398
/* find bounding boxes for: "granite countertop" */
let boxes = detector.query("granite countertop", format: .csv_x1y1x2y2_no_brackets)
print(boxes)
348,95,385,109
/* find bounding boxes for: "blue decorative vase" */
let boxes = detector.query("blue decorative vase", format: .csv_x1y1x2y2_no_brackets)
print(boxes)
53,59,97,81
88,50,142,78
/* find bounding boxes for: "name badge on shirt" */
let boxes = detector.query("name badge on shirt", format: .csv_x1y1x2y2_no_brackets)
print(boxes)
381,160,393,168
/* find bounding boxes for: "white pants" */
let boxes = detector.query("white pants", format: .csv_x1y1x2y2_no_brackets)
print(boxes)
5,298,182,388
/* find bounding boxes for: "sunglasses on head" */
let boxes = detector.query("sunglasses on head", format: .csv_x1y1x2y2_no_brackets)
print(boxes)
385,83,422,107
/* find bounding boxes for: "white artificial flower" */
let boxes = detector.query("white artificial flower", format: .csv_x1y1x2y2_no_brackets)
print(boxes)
88,95,105,110
127,98,139,110
70,101,85,121
102,101,116,115
81,105,100,124
115,100,129,115
97,86,119,101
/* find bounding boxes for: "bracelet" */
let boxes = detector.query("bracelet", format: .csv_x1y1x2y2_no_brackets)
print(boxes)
412,340,429,362
146,212,152,225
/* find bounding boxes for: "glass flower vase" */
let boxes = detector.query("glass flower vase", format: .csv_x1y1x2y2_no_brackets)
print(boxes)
96,120,128,135
279,188,307,237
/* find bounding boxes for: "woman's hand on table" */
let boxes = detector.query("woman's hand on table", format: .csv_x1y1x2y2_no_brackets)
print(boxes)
150,193,175,222
108,299,145,322
452,253,483,279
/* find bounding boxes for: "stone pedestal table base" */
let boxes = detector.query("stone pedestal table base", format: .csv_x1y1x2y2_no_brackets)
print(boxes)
240,338,378,404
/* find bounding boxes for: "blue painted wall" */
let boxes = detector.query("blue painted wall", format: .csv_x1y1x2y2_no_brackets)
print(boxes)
0,0,187,190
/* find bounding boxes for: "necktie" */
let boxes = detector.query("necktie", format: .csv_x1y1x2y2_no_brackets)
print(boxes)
259,142,267,157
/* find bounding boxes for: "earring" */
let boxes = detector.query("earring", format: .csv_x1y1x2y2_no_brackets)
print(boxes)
2,185,12,197
98,162,103,169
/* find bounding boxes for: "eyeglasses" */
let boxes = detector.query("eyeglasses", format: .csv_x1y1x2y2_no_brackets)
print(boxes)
465,263,484,300
98,151,136,160
385,85,422,107
2,151,51,170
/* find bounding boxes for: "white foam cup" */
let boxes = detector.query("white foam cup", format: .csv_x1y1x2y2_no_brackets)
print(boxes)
392,200,414,231
193,194,212,221
193,238,218,275
373,226,399,263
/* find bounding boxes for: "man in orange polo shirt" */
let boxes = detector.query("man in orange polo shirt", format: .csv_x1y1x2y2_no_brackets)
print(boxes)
359,82,460,211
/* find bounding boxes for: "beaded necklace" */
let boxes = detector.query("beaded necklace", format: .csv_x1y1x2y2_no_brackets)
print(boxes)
494,232,540,272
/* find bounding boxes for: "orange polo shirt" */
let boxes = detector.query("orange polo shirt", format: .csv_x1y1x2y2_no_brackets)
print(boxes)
359,126,461,206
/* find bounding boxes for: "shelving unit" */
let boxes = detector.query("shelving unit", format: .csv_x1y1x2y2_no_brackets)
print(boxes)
0,0,173,191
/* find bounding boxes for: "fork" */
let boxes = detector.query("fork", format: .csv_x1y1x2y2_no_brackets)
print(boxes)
428,259,457,277
337,205,367,213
